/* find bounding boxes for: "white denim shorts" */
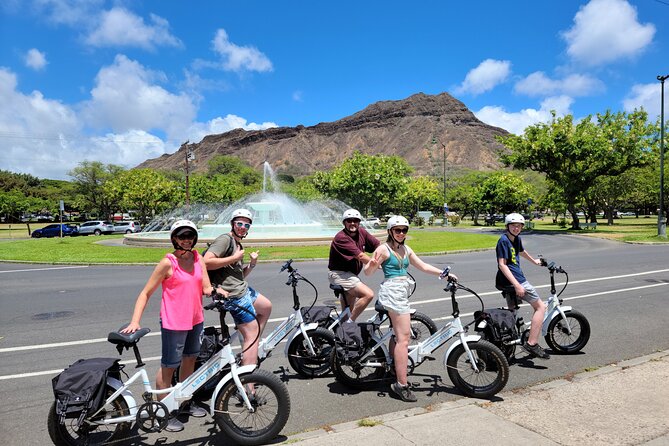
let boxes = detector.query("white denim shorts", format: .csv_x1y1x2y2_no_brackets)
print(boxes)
377,277,414,314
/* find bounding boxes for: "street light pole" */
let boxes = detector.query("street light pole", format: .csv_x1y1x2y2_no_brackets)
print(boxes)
432,136,448,226
182,140,193,210
658,75,668,238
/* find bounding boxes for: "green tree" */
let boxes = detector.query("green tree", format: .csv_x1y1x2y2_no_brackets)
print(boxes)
107,169,180,224
499,110,656,229
397,176,442,218
445,170,488,223
478,171,535,216
68,161,125,220
318,152,413,216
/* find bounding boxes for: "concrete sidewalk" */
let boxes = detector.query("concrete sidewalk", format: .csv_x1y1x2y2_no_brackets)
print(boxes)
283,350,669,446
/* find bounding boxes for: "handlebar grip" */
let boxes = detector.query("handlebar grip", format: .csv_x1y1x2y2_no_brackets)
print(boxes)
439,266,452,280
280,259,293,272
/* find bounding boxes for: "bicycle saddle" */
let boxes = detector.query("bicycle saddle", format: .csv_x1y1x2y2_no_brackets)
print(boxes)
107,326,151,347
374,299,388,317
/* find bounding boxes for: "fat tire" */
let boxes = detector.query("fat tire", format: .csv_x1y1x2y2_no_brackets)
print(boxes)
544,309,590,353
329,346,387,389
47,384,131,446
214,369,290,446
446,340,509,398
287,327,336,378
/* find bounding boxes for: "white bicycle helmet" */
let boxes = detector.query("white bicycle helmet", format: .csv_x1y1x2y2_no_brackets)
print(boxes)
387,215,410,230
230,208,253,223
342,209,362,222
504,213,525,226
170,219,198,249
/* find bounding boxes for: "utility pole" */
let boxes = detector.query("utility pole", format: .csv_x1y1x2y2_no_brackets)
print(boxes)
658,75,668,238
432,136,448,226
182,141,194,210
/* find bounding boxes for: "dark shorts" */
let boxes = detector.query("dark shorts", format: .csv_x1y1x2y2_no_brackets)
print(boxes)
160,321,204,369
224,286,259,325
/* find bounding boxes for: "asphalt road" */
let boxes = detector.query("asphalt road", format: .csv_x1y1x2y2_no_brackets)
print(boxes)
1,233,669,445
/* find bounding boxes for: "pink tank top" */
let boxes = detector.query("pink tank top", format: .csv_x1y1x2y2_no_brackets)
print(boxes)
160,250,205,330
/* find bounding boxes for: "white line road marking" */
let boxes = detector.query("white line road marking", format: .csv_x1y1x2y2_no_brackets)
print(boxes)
0,266,89,274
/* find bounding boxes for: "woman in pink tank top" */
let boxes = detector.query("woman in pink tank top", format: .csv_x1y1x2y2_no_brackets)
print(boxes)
121,220,222,431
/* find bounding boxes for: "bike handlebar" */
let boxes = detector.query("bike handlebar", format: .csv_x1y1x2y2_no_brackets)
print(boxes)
203,290,229,310
539,256,566,274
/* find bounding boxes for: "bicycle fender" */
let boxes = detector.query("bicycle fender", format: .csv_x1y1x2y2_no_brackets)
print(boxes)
107,376,138,416
283,323,320,356
542,306,573,336
443,335,482,367
208,365,258,414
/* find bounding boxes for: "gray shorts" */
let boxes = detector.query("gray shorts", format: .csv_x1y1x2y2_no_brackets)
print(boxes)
160,321,204,369
505,281,541,309
328,270,361,291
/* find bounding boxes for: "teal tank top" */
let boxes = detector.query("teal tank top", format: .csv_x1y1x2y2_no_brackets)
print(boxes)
381,244,409,278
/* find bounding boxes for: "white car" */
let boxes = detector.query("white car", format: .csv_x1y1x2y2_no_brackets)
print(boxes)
113,221,142,234
364,217,381,228
78,220,115,236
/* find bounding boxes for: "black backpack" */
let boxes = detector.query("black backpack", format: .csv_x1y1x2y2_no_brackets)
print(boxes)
474,308,519,342
52,357,120,427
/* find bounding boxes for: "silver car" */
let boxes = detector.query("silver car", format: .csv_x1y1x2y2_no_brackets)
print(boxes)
113,221,141,234
78,220,115,236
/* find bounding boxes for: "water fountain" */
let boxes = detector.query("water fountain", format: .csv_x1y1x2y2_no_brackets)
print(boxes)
125,162,377,246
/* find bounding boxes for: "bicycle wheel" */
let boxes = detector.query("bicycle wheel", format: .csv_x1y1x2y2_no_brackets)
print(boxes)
544,309,591,353
446,340,509,399
47,384,131,446
287,327,336,378
409,312,438,347
214,369,290,446
329,346,387,389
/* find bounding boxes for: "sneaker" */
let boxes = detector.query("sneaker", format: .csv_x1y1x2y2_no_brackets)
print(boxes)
390,382,417,402
164,416,184,432
522,342,550,359
186,402,207,418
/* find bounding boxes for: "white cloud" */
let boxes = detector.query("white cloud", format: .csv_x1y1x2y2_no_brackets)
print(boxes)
622,82,668,118
81,55,197,139
514,72,604,97
212,29,273,73
24,48,48,70
561,0,655,66
186,115,278,144
453,59,511,95
85,7,181,50
0,65,279,179
475,95,574,135
31,0,104,26
292,90,303,102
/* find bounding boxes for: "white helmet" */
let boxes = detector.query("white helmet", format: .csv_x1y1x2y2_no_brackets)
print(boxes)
170,219,198,248
387,215,410,230
505,213,525,226
342,209,362,222
230,208,253,223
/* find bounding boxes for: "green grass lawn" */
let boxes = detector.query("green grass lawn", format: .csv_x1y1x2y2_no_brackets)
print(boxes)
0,226,498,264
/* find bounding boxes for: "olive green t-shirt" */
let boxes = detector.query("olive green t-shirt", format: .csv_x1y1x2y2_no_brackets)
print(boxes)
207,233,248,298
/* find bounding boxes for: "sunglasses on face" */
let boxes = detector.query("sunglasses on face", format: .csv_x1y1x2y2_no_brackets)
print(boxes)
344,219,360,224
234,221,252,229
392,227,409,234
176,232,196,240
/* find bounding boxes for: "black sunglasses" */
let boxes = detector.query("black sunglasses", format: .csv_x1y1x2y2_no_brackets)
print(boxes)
176,232,196,240
344,218,360,224
392,227,409,234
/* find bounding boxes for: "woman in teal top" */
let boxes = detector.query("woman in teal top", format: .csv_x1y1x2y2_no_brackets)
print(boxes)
364,215,455,403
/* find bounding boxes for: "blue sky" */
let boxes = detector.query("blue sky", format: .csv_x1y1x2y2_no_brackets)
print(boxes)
1,0,668,180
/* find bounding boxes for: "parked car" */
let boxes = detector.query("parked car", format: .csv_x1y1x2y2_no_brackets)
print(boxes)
78,220,115,236
364,217,381,228
113,221,141,234
31,224,79,238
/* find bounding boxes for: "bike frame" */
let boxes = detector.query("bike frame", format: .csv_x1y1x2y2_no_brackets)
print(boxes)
232,260,321,360
347,279,481,373
515,261,573,337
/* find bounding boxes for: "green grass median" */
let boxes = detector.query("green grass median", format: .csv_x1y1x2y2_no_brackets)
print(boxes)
0,230,498,264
